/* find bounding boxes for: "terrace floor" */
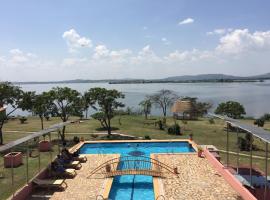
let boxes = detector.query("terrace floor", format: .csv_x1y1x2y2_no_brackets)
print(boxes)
29,154,243,200
29,154,119,200
156,154,242,200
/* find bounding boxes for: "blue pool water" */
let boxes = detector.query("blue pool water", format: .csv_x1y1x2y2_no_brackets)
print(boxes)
80,142,195,200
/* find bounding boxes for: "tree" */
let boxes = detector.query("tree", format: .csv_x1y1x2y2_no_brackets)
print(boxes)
150,89,178,118
89,88,125,135
48,87,83,142
139,98,152,119
31,92,55,130
215,101,246,119
81,91,96,119
91,112,107,128
0,82,34,144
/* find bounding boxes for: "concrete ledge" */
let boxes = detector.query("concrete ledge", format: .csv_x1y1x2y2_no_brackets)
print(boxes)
204,149,256,200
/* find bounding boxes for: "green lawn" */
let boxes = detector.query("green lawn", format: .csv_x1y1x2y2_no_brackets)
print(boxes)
1,115,270,199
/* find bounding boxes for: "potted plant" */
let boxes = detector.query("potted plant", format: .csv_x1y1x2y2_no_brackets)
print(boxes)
38,135,51,152
197,146,203,157
4,152,23,168
189,133,193,141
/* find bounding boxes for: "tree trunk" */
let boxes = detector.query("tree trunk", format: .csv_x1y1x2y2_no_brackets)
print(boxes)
61,126,66,142
85,108,88,119
40,116,44,130
145,112,148,119
0,121,4,145
107,117,111,135
0,127,3,145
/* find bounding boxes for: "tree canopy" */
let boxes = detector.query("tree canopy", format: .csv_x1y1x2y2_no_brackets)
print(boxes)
81,90,96,119
48,87,83,141
150,89,178,118
89,87,125,135
139,98,152,119
0,82,33,144
215,101,246,119
31,92,55,129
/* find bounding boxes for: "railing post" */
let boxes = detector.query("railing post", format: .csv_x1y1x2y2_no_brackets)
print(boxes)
26,140,29,183
264,142,268,200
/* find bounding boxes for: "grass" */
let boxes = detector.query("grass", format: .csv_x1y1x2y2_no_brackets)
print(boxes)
0,115,270,199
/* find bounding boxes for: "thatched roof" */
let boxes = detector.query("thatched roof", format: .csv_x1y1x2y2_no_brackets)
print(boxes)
0,107,6,112
171,100,196,113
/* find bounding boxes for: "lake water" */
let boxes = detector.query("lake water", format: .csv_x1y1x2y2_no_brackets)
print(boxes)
11,81,270,118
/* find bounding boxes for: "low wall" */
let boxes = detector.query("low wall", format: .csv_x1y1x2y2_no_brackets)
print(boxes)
9,167,48,200
204,149,257,200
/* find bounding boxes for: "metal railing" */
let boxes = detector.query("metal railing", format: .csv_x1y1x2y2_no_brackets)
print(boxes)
156,195,166,200
87,155,178,178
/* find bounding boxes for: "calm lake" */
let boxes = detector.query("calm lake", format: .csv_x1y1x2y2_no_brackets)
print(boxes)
12,81,270,118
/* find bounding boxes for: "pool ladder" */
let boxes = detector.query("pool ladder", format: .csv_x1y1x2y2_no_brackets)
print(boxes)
156,195,166,200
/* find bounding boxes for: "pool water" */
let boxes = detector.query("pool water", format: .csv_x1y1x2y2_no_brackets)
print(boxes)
80,142,195,200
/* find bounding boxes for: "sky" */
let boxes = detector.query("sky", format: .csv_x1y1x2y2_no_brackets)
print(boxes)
0,0,270,81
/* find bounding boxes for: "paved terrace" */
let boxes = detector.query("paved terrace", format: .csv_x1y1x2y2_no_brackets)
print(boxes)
29,154,119,200
156,154,242,200
29,154,243,200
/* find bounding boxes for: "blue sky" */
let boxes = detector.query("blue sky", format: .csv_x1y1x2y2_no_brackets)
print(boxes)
0,0,270,81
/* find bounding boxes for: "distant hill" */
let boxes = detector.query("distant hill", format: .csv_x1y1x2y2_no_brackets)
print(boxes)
12,72,270,84
162,74,240,81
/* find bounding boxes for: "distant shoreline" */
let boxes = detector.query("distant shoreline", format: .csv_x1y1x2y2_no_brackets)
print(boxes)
11,79,265,85
7,72,270,85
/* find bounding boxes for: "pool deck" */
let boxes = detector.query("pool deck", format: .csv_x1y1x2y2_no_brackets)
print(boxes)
26,140,250,200
34,154,119,200
155,154,242,200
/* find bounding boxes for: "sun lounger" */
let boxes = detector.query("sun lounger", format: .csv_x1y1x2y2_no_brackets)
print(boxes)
73,155,87,162
51,167,77,178
64,160,82,169
32,178,67,190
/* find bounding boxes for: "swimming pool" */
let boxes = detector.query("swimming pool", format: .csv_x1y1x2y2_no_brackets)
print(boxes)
80,141,195,200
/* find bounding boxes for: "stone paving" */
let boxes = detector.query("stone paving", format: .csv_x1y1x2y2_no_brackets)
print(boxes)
49,154,119,200
156,154,242,200
30,153,243,200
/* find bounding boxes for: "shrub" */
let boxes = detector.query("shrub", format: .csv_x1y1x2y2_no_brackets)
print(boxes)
167,124,181,135
208,118,215,124
144,135,151,140
91,134,98,139
157,120,164,130
19,117,27,124
182,120,188,125
254,118,265,127
73,136,80,144
45,115,50,121
263,113,270,121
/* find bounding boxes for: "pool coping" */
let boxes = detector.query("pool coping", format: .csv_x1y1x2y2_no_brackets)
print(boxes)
75,139,198,153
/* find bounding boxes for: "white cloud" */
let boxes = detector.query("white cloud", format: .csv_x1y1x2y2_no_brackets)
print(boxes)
216,29,270,54
62,57,87,66
165,49,214,63
207,28,233,36
92,45,132,63
178,18,194,25
8,48,37,64
93,45,110,59
62,29,92,52
161,37,171,45
2,28,270,81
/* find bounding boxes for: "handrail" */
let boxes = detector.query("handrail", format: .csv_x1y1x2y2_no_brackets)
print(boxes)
87,156,178,178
